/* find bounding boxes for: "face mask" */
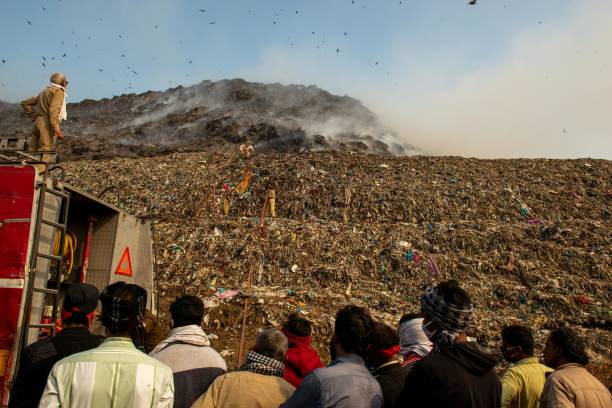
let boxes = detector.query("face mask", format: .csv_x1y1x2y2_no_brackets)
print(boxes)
422,321,437,341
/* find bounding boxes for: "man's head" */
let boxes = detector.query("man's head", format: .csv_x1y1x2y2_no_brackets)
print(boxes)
170,295,204,328
50,72,68,88
420,280,473,349
333,305,375,358
282,313,312,337
99,281,147,336
501,325,534,363
365,322,400,368
61,283,99,327
543,327,589,369
254,328,289,362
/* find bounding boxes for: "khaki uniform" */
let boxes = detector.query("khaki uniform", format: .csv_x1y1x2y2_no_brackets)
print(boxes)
20,86,64,157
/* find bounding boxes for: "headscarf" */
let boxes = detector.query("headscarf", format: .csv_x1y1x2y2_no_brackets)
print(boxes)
149,325,211,355
238,351,285,377
99,282,146,333
398,318,432,357
48,83,67,121
420,286,473,350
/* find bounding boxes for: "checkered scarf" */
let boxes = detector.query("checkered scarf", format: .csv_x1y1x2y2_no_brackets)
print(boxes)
238,351,285,377
420,286,473,350
99,285,146,333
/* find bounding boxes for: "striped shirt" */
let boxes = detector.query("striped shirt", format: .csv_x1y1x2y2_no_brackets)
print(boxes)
39,337,174,408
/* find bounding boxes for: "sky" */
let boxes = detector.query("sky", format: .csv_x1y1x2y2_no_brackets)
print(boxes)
1,0,610,159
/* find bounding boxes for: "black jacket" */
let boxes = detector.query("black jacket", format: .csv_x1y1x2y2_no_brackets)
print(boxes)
395,342,501,408
373,361,409,408
9,327,103,408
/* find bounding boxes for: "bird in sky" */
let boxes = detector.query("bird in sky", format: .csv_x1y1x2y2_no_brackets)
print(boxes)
26,20,32,25
468,0,477,4
199,9,206,13
209,21,216,24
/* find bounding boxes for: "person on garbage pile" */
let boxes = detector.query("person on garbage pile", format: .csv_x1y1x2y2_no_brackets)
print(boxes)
540,327,611,408
281,312,324,387
364,322,407,408
150,295,226,408
20,73,68,162
9,283,103,408
395,280,501,408
39,282,174,408
499,325,552,408
280,305,383,408
191,328,294,408
397,313,432,371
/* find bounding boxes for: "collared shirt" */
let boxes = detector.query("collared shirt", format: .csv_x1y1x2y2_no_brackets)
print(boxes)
500,357,553,408
280,354,383,408
39,337,174,408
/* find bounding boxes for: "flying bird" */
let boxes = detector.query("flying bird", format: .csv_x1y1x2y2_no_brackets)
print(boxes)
132,70,138,75
62,53,66,57
468,0,477,4
1,59,5,64
42,6,46,11
336,48,340,53
98,69,104,72
27,20,32,25
154,24,158,29
199,9,206,12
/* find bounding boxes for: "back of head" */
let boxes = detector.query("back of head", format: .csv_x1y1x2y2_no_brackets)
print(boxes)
550,327,589,366
99,282,147,335
370,322,399,350
437,280,472,309
282,313,312,337
170,295,204,328
501,325,534,355
334,305,374,357
254,328,289,362
50,72,66,85
62,282,99,326
399,312,421,326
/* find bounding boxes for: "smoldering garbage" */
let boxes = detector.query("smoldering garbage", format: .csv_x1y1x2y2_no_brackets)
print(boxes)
62,152,611,382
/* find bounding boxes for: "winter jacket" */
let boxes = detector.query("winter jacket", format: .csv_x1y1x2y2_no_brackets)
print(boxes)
372,360,409,408
191,371,294,408
540,363,611,408
395,341,501,408
281,354,383,408
150,325,226,408
9,327,103,408
500,356,552,408
282,328,324,387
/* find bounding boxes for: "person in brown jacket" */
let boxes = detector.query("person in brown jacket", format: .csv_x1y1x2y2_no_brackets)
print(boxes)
20,73,68,162
540,327,611,408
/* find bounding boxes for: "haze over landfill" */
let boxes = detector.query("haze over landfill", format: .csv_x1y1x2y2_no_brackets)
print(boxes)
1,0,611,159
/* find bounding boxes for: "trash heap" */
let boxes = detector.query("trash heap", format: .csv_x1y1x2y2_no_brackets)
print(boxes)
63,152,611,380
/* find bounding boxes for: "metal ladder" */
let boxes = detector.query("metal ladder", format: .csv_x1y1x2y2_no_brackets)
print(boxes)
21,177,70,342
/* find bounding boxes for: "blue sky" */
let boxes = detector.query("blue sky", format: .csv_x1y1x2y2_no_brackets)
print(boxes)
1,0,610,158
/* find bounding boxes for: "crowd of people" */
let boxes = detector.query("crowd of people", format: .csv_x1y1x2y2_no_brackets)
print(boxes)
9,279,610,408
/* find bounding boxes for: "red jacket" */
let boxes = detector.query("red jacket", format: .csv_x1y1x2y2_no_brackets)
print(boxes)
282,329,324,387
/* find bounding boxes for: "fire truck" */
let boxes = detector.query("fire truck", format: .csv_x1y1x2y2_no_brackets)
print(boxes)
0,148,156,406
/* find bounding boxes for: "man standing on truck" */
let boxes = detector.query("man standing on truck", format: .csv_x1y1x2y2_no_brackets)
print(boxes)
20,73,68,162
9,283,103,408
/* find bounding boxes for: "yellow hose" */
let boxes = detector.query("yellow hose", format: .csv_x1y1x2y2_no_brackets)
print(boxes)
53,231,76,277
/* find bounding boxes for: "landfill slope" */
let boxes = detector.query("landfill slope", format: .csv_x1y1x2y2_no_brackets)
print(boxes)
0,79,412,158
63,152,611,382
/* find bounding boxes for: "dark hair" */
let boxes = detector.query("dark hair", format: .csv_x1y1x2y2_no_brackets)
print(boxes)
100,282,147,334
502,325,535,355
437,280,471,307
399,313,421,325
369,322,399,351
62,312,90,327
334,305,374,357
282,313,312,337
170,295,204,327
550,327,589,366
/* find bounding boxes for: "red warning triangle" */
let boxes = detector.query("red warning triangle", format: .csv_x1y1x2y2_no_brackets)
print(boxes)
115,247,133,276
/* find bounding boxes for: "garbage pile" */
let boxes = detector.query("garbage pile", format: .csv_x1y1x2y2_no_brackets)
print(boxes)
63,152,611,380
0,79,414,159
